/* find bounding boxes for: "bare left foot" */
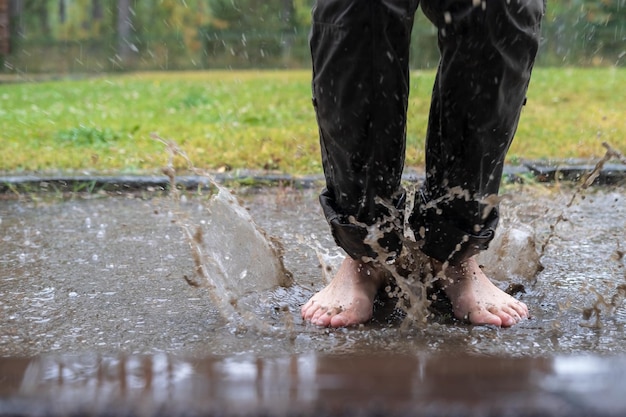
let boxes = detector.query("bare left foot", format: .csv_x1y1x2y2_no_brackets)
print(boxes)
435,257,529,327
301,257,387,327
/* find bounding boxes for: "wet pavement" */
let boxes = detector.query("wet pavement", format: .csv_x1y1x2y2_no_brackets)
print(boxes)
1,180,626,416
2,353,626,417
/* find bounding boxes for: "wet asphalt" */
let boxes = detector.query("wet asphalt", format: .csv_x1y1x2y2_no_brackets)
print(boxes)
1,169,626,416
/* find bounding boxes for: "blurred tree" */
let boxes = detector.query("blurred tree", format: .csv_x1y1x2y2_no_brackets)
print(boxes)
542,0,625,65
2,0,623,71
116,0,132,60
88,0,105,34
9,0,24,37
0,0,8,55
92,0,102,20
59,0,66,23
135,0,211,52
203,0,303,65
32,1,50,36
580,0,625,64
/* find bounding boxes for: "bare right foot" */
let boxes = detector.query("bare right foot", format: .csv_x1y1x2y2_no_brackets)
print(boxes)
434,257,529,327
301,257,387,327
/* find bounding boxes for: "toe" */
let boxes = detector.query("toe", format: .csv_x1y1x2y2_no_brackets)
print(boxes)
511,300,529,318
311,306,329,325
499,313,517,327
329,306,369,328
301,300,317,320
314,311,333,327
494,305,523,327
470,308,503,327
502,305,521,321
330,313,349,327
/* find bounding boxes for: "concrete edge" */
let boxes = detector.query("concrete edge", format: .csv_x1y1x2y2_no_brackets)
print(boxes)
1,162,625,194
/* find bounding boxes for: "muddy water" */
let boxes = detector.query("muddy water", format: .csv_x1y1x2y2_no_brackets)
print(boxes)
0,184,625,357
3,353,626,417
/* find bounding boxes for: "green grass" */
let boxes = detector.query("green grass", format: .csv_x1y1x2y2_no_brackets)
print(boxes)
1,68,624,176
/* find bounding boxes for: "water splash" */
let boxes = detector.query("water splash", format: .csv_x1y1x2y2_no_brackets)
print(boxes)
153,135,293,332
346,143,626,329
306,238,343,284
476,218,542,283
539,142,626,258
538,142,626,328
354,193,436,330
152,136,625,333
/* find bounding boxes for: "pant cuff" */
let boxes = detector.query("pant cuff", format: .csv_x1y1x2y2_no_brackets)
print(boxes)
410,193,499,265
319,189,405,262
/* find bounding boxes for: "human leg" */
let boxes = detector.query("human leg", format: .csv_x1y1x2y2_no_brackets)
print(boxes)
313,0,418,261
413,0,544,326
302,0,419,327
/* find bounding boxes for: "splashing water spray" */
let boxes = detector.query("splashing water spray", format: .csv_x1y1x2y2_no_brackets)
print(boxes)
352,142,626,330
353,188,437,331
153,135,293,334
539,142,626,259
154,134,624,332
540,142,626,328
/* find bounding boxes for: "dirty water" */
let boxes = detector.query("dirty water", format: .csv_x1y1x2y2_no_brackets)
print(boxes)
2,353,626,417
0,184,625,358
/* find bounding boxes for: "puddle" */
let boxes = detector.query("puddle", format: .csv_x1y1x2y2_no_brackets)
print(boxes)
2,353,626,417
0,184,625,357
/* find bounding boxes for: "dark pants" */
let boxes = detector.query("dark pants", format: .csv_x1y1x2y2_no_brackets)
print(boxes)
311,0,544,264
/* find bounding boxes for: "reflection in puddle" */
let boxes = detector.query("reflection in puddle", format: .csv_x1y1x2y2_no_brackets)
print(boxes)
2,353,626,416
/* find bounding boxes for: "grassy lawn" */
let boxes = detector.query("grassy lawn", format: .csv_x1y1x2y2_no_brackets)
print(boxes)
1,68,624,176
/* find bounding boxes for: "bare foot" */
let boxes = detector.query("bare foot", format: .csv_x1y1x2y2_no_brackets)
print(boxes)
435,257,529,327
301,257,387,327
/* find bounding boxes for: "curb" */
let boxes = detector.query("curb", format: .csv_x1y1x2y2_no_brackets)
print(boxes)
1,162,625,194
0,173,326,194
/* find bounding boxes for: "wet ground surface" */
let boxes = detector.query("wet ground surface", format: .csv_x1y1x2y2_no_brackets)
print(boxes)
1,184,625,357
1,183,626,415
2,353,626,417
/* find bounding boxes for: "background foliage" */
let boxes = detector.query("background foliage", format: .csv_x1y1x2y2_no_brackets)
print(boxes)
1,0,624,73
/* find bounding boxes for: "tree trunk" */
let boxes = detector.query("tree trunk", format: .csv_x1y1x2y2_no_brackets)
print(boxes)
280,0,295,63
10,0,24,36
117,0,133,61
36,2,50,37
92,0,103,20
0,0,9,55
58,0,65,23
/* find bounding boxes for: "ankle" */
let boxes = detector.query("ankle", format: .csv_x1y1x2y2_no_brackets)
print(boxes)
350,258,389,288
429,257,474,287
